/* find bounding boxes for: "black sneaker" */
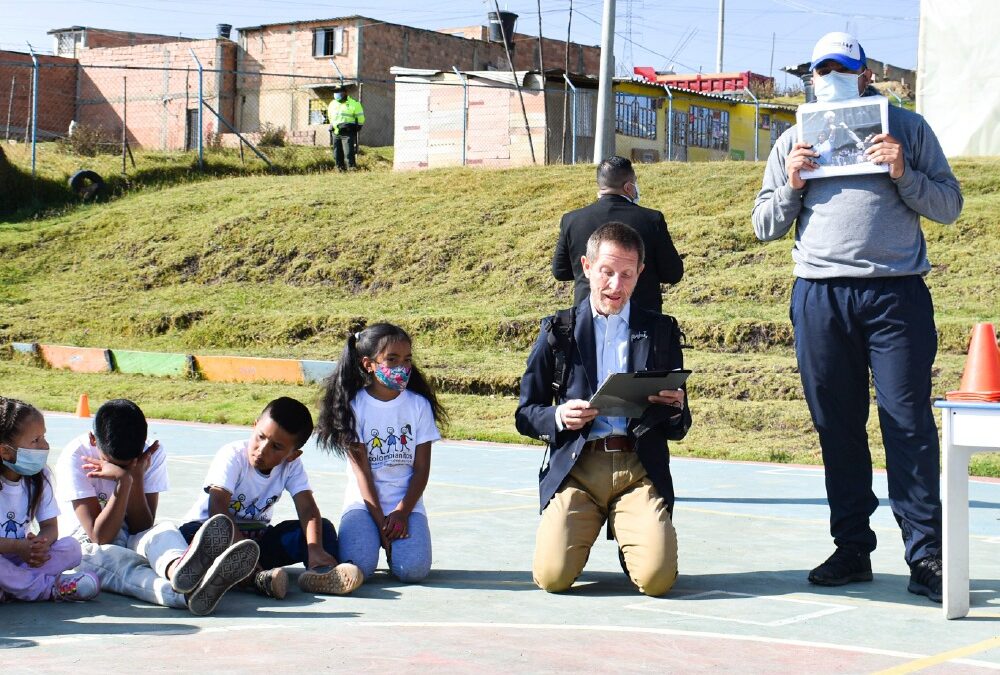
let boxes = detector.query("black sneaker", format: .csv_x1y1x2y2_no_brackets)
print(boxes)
171,514,234,594
808,546,873,586
908,556,943,603
186,539,260,616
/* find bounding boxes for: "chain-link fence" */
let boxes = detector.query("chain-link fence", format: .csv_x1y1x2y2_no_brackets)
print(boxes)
392,73,596,170
1,56,600,177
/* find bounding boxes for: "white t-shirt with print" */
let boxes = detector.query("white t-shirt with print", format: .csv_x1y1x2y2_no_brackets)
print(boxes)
55,433,169,535
343,389,441,516
0,468,59,539
184,439,311,526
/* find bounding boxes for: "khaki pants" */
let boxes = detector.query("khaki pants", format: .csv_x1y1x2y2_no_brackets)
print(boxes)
533,445,677,596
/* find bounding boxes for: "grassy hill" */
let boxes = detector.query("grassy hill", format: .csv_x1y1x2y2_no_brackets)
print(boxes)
2,150,999,474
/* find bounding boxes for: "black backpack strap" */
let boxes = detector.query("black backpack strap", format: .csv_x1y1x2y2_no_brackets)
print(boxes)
652,313,679,365
545,307,576,397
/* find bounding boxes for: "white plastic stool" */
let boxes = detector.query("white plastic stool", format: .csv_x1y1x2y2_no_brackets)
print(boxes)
935,401,1000,619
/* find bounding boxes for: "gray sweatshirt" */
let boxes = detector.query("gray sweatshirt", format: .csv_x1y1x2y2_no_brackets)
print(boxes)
752,101,963,279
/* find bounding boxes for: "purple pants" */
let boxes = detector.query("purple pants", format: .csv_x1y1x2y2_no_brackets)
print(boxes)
0,536,82,602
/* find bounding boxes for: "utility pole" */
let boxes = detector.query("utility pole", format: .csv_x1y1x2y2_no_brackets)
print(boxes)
769,32,775,79
716,0,725,73
593,0,616,163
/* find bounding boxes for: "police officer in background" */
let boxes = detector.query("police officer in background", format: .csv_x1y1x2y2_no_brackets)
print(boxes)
328,86,365,171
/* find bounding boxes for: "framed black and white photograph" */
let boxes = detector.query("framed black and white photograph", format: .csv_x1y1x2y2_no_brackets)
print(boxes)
796,97,890,179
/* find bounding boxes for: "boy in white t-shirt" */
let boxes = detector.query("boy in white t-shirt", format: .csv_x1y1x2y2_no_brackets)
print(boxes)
56,399,259,615
180,397,362,599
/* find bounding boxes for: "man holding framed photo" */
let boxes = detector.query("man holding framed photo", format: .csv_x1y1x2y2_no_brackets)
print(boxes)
752,32,963,603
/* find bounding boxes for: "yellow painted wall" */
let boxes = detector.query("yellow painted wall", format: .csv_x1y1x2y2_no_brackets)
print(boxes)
614,82,664,160
613,81,796,162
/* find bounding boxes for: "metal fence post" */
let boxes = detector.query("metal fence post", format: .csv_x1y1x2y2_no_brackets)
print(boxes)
663,85,673,161
452,67,468,166
744,86,759,161
5,75,14,142
26,43,39,178
189,49,204,169
563,74,577,164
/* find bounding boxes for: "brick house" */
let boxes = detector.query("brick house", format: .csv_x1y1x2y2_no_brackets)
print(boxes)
14,17,599,152
48,26,194,58
235,16,601,147
76,39,236,151
0,51,77,140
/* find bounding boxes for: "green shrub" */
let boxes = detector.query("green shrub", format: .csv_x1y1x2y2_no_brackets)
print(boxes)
59,124,117,157
257,123,286,148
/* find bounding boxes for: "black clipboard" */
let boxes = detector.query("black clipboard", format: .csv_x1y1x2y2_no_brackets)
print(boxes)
588,369,691,418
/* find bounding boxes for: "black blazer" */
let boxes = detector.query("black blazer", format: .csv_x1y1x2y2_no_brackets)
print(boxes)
515,299,691,513
552,195,683,313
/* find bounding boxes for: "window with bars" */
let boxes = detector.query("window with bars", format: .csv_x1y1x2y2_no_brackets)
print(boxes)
615,93,657,139
313,27,345,57
55,32,83,58
770,119,792,146
688,105,729,151
671,110,687,147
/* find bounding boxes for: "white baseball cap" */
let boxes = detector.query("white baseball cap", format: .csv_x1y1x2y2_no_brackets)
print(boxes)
810,32,866,72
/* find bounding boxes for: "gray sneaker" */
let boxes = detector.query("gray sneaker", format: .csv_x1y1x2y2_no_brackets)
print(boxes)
298,562,364,595
171,515,234,593
186,540,260,616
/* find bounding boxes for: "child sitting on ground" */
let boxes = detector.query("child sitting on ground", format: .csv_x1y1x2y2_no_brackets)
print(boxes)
56,399,258,615
316,323,447,584
180,397,362,598
0,397,99,602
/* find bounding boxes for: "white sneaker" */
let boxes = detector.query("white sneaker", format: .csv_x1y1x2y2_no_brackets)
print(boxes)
52,572,100,602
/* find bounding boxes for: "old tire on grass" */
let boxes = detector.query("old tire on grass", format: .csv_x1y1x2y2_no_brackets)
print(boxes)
69,169,105,201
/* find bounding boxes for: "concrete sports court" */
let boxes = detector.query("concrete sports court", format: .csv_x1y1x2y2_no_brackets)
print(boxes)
6,413,999,673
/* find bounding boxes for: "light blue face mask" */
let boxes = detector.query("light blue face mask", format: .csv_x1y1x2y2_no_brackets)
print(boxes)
813,71,861,103
2,447,49,476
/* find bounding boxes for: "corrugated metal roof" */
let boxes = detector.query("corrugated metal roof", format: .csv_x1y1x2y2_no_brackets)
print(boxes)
614,75,797,111
390,67,543,88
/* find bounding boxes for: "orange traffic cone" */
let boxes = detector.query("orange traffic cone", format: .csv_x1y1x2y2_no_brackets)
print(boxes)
76,393,91,418
947,322,1000,401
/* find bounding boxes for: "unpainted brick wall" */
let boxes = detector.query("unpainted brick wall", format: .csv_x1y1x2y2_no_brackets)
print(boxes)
76,39,236,150
0,51,78,139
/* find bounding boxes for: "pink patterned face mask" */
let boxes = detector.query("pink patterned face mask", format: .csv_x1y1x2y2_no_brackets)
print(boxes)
373,363,412,391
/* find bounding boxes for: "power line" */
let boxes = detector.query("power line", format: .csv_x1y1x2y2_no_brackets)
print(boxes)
573,6,700,74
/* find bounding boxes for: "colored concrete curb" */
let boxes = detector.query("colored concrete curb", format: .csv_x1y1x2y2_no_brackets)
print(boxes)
194,354,306,384
16,342,338,386
38,344,114,374
111,349,194,378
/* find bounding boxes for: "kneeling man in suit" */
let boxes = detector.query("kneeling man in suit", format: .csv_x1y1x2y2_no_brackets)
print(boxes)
516,221,691,596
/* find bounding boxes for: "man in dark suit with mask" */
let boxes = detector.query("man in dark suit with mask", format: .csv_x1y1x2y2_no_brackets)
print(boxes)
518,222,691,596
552,156,683,313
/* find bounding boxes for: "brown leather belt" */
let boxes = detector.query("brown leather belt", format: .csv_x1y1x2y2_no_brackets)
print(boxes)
583,436,635,452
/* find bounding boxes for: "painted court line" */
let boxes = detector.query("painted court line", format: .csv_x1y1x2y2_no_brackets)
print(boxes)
28,622,287,647
316,621,1000,668
19,619,1000,670
873,635,1000,674
431,503,538,518
758,467,826,476
626,591,854,627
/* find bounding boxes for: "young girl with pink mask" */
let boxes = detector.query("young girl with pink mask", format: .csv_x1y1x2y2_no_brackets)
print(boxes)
0,397,99,602
316,323,447,584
